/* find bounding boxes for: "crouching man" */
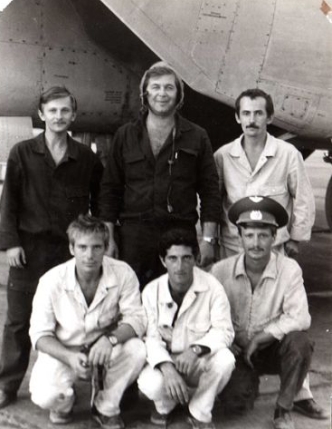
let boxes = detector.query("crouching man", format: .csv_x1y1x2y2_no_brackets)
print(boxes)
138,229,235,429
29,215,146,428
211,196,328,429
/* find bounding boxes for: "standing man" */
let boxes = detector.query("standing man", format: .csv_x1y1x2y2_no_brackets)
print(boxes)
99,62,221,288
211,196,328,429
138,228,234,429
0,86,103,408
29,215,146,427
214,88,315,259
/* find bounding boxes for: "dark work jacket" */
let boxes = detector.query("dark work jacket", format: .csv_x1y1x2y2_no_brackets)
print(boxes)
99,113,221,226
0,133,103,288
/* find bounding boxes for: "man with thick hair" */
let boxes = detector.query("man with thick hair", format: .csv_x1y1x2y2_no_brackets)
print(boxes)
29,214,146,427
138,228,234,429
211,196,327,429
98,61,221,289
0,86,103,408
214,88,315,259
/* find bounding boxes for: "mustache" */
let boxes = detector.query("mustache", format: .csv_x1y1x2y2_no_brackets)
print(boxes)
249,247,264,251
246,123,259,129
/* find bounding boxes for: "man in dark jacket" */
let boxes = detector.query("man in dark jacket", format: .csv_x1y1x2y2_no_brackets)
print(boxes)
99,62,221,289
0,86,103,408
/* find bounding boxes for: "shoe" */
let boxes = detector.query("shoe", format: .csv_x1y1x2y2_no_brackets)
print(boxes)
49,409,73,424
273,407,294,429
150,409,169,427
188,414,216,429
293,398,329,420
0,390,17,409
92,405,125,429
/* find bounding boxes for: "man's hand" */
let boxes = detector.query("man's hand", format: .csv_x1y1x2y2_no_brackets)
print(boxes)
174,348,198,376
68,351,91,381
244,332,275,369
284,239,299,258
7,246,26,268
88,336,113,367
230,341,243,357
105,238,119,259
198,240,215,268
159,362,189,405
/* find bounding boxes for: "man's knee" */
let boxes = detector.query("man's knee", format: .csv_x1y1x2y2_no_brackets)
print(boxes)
138,365,164,399
122,338,146,367
208,348,235,375
280,332,313,362
31,385,74,410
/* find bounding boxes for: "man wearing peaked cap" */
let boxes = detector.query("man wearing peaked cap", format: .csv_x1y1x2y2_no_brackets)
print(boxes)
211,196,328,429
228,195,289,229
98,61,221,290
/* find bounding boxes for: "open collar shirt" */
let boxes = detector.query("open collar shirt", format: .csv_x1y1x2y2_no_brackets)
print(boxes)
142,266,234,368
30,256,146,349
211,252,311,342
214,133,315,251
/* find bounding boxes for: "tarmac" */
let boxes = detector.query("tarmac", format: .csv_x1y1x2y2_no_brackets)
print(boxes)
0,150,331,428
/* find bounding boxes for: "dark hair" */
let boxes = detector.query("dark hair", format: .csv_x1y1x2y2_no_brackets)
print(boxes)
235,88,274,118
141,65,183,109
39,86,77,112
238,223,277,238
67,214,110,247
158,228,199,259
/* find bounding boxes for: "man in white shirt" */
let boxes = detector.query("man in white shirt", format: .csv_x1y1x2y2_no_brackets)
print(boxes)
214,89,315,259
138,228,235,429
211,196,327,429
29,215,146,428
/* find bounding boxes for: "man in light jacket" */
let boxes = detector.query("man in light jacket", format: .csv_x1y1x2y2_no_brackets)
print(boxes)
138,228,234,429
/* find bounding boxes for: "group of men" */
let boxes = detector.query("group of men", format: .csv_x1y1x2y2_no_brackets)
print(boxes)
0,61,327,429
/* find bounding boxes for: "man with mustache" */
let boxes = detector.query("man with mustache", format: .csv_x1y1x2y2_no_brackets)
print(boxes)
214,89,315,259
0,86,103,408
211,196,328,429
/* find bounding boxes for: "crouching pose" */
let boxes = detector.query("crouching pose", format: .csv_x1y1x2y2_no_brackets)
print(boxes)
29,215,146,428
211,196,328,429
138,229,235,429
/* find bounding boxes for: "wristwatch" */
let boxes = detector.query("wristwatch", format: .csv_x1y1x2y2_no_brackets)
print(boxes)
191,345,203,357
203,236,218,245
108,335,118,347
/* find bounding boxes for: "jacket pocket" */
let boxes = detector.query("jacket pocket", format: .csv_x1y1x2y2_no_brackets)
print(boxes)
124,153,146,180
187,321,210,343
65,186,89,216
173,148,198,179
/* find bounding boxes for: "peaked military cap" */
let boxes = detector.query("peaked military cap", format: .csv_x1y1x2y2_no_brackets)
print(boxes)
228,196,288,228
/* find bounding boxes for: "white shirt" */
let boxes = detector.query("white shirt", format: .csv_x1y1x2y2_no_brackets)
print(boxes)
142,266,234,368
214,133,315,251
30,256,146,349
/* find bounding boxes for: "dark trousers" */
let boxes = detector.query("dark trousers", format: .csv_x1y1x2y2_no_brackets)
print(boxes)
219,332,313,413
119,220,196,290
0,289,34,393
0,234,71,393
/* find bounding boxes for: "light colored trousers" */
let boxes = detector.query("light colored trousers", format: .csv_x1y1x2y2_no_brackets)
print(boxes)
29,338,146,417
138,348,235,423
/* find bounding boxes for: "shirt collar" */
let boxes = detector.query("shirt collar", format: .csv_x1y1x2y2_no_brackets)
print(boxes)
64,256,120,295
235,251,278,281
158,266,209,304
230,132,277,158
31,132,79,160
